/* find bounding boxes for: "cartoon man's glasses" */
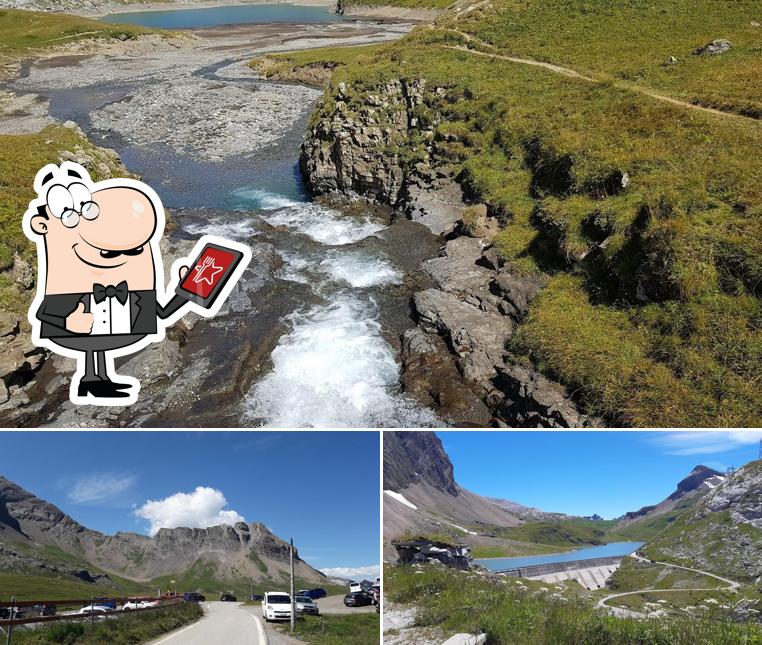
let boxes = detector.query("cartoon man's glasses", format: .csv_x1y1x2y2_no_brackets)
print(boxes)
46,182,100,228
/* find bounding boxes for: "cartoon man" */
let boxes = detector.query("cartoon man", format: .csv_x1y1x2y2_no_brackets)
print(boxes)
23,162,251,406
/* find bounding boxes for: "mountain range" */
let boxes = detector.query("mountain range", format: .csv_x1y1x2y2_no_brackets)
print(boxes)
383,432,761,583
0,476,326,594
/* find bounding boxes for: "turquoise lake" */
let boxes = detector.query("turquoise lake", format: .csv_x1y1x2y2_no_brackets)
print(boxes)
475,541,645,571
102,4,345,29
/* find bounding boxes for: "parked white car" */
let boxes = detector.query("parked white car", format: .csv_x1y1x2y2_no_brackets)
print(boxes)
78,605,112,615
121,600,159,611
262,592,292,622
349,582,362,594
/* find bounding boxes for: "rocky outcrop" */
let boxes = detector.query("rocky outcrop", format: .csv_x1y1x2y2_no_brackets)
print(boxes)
393,538,472,570
301,78,441,207
302,78,596,427
384,431,458,495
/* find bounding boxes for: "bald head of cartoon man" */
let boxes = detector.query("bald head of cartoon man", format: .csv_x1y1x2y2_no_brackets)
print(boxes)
24,162,187,402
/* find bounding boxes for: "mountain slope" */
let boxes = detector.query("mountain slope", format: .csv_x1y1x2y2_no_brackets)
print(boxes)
0,476,326,591
612,465,725,540
641,460,762,583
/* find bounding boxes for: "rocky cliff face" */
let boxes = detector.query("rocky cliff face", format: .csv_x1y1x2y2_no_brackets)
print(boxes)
302,78,595,427
642,461,762,584
383,431,458,495
0,476,323,585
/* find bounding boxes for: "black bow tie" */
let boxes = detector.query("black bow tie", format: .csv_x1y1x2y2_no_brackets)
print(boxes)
93,281,129,305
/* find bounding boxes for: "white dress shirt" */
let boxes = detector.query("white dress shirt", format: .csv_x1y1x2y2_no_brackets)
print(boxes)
90,295,132,335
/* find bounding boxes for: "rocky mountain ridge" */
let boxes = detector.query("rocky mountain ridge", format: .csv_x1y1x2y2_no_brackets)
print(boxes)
617,465,724,527
0,476,324,585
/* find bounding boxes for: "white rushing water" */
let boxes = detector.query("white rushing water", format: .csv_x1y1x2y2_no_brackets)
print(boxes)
243,194,437,427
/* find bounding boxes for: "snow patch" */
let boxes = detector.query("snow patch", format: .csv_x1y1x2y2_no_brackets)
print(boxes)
384,490,418,510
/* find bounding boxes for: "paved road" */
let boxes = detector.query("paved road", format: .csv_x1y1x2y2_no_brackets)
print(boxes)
596,555,741,618
148,602,267,645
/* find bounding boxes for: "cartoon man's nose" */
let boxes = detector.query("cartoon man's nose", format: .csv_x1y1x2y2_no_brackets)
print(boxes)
83,188,157,248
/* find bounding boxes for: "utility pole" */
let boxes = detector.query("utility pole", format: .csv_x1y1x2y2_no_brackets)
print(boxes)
290,539,295,633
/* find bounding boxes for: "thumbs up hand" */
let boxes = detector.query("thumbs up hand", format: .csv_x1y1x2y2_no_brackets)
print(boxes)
66,302,94,334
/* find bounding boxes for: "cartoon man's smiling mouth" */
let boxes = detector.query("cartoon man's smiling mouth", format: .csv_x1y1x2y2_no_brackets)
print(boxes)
72,243,127,269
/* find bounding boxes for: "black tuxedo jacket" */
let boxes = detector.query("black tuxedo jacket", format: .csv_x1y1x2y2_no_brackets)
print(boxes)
36,290,170,338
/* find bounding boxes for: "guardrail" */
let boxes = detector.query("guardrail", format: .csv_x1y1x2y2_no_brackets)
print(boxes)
0,596,184,644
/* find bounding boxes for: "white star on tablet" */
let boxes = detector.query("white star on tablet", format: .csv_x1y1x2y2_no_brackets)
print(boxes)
192,256,224,286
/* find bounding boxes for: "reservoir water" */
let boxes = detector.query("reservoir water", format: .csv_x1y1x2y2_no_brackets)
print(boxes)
102,4,344,29
475,541,645,571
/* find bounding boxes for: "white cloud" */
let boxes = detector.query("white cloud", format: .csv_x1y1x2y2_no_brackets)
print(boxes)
134,487,245,536
651,431,762,456
68,472,137,504
320,565,380,580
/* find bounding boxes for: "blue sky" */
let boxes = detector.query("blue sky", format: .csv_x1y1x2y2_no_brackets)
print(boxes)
437,431,762,519
0,431,379,578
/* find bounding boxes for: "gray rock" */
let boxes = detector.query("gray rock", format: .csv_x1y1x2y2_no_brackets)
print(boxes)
493,363,591,428
0,311,19,337
491,271,545,322
693,39,732,55
414,288,513,385
423,237,493,305
10,255,34,289
406,178,466,235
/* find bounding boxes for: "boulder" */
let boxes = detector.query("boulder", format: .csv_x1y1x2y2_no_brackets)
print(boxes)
693,39,732,55
492,363,592,428
414,289,513,385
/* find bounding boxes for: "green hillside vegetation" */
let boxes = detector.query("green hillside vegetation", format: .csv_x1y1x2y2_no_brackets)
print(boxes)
341,0,452,9
386,565,762,644
0,9,156,59
607,588,762,615
295,0,761,426
11,602,203,645
0,573,152,602
251,43,387,82
607,557,725,593
485,518,615,548
642,509,761,584
279,613,380,645
607,496,703,542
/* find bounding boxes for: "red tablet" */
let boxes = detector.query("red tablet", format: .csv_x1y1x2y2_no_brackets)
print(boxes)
176,242,245,308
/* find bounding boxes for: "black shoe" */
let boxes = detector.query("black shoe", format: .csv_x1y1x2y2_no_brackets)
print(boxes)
78,380,132,399
99,378,132,391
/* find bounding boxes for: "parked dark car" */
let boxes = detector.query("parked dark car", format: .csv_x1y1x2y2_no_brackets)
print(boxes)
31,603,56,616
298,588,327,600
183,592,206,602
93,598,117,610
0,607,22,620
250,594,263,601
220,594,237,602
343,592,373,607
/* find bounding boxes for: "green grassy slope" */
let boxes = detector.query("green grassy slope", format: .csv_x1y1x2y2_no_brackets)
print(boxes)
386,565,762,644
277,614,380,645
342,0,451,9
0,9,156,58
607,496,703,542
484,518,616,549
607,557,725,593
299,0,762,426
